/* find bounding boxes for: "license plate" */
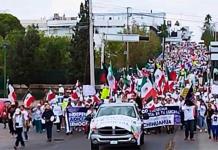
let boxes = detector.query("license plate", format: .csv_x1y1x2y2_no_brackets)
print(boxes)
110,141,118,145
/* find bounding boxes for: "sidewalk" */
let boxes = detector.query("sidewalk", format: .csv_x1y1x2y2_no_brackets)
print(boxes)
174,130,218,150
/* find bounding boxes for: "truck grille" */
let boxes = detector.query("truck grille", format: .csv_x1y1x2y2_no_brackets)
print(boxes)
98,127,131,135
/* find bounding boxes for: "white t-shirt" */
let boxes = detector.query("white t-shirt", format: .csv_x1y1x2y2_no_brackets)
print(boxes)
182,105,195,121
199,105,206,117
53,105,63,116
14,115,24,128
21,110,29,121
211,114,218,126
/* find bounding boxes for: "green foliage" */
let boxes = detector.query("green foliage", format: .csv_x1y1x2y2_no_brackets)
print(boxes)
158,22,168,39
69,0,90,84
4,27,72,84
0,13,24,38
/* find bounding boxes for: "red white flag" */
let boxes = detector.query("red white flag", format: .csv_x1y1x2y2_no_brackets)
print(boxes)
154,69,165,88
46,90,56,101
141,77,157,100
8,84,17,102
76,80,80,87
24,93,35,108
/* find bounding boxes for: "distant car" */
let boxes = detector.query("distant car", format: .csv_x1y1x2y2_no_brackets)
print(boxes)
0,99,11,123
89,103,146,150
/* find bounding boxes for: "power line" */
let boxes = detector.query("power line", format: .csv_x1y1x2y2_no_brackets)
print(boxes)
94,2,218,22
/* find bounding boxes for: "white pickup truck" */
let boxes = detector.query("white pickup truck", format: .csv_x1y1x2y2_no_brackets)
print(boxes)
89,103,145,150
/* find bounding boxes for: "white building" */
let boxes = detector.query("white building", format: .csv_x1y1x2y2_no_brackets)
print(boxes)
21,12,166,46
21,13,77,37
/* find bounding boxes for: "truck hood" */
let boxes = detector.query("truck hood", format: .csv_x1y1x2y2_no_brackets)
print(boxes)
90,115,141,132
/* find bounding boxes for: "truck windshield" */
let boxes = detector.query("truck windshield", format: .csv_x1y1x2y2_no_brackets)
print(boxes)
97,106,136,118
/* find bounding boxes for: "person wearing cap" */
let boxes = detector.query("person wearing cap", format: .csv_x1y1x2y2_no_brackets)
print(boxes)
13,108,25,150
42,104,54,142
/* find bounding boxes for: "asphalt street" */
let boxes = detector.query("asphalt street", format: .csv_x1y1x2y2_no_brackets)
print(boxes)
0,124,174,150
1,124,217,150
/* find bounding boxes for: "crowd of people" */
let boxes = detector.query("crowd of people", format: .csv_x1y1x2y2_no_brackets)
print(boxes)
2,42,218,150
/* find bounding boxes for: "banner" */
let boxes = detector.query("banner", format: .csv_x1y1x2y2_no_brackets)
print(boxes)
142,106,181,128
83,85,96,97
65,106,87,131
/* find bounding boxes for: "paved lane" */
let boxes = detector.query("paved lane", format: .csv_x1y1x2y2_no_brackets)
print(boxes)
0,124,174,150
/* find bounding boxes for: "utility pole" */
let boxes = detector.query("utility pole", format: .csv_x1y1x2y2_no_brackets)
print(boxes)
126,7,131,71
162,19,166,64
101,33,105,69
89,0,95,85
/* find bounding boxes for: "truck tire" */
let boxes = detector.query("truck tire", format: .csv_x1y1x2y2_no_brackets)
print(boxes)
91,142,99,150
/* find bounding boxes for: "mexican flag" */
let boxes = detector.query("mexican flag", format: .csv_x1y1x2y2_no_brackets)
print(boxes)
140,77,157,101
136,65,142,78
46,89,56,101
154,69,165,90
107,63,116,91
24,93,35,108
163,81,174,94
8,84,17,102
144,97,155,111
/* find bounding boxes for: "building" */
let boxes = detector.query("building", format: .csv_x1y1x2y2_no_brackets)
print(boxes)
21,12,166,46
21,13,77,37
166,20,193,44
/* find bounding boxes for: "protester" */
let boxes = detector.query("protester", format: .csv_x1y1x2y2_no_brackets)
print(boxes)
198,100,207,132
20,105,30,141
211,110,218,141
206,103,214,139
52,102,63,132
42,104,54,142
13,108,25,150
33,104,42,133
182,100,196,141
8,103,16,136
2,105,8,129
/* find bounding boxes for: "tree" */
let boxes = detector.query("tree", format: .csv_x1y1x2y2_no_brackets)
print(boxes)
201,14,214,50
0,13,24,38
5,30,25,83
158,22,169,40
5,26,40,85
204,14,212,28
69,0,90,84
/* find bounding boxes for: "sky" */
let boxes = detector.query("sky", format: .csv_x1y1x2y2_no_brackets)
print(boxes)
1,0,218,41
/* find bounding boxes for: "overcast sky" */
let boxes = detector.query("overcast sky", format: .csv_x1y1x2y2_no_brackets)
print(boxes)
1,0,218,41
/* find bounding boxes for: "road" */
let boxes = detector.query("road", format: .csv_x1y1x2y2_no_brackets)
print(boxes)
0,124,174,150
1,124,217,150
